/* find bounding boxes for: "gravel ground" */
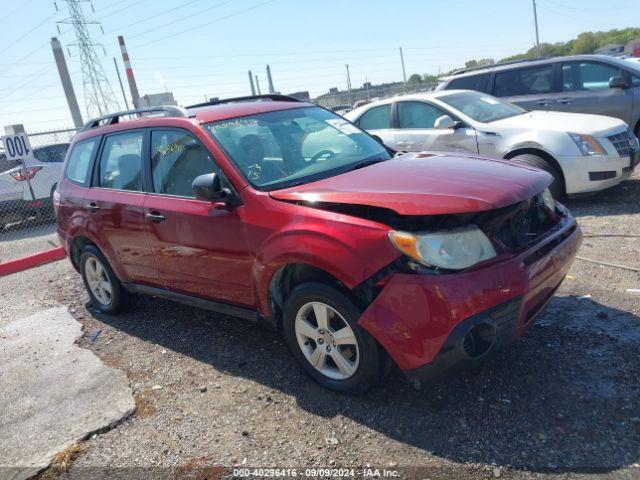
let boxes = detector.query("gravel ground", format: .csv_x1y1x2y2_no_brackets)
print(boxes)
10,173,639,479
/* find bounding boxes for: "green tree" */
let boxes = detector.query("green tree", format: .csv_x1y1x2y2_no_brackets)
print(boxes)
570,32,598,54
407,73,423,84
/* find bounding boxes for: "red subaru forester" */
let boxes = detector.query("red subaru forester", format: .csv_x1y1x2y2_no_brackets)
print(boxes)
55,95,582,393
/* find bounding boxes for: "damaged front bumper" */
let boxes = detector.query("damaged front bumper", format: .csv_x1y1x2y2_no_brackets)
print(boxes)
357,205,582,381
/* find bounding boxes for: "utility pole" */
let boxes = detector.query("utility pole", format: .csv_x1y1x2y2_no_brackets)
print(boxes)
532,0,541,55
345,64,353,105
113,57,130,111
57,0,120,118
50,37,83,128
399,47,407,84
248,70,256,96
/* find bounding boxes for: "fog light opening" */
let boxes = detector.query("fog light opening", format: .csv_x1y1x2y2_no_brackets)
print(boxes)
462,323,496,359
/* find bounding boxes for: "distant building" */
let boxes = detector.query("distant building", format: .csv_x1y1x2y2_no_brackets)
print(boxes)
314,81,408,109
134,92,177,108
625,39,640,56
287,91,311,102
594,44,625,56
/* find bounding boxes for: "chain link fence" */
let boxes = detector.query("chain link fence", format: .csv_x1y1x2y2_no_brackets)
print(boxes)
0,128,77,264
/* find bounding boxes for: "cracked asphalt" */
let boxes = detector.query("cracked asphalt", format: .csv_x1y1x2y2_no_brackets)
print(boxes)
1,173,637,480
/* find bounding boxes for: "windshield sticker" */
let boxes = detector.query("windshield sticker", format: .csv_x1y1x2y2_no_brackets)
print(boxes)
480,97,500,105
325,119,361,135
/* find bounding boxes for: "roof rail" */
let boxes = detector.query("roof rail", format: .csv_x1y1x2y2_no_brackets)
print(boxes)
451,57,549,76
79,105,192,132
186,94,303,109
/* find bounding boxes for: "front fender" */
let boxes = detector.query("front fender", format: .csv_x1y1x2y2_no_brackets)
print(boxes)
254,225,399,317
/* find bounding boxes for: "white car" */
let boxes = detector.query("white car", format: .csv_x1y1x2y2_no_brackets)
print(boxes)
0,143,69,224
345,90,640,197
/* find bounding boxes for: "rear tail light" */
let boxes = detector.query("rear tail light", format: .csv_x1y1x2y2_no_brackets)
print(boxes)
10,166,42,181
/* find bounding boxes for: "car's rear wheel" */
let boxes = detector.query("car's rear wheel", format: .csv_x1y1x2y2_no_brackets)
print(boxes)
511,153,564,198
282,282,384,394
80,245,131,313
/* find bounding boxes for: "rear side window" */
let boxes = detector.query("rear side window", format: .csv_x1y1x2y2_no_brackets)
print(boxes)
98,131,143,191
65,138,99,184
494,65,554,96
562,62,620,91
358,104,392,130
445,73,490,92
151,130,219,197
397,101,447,129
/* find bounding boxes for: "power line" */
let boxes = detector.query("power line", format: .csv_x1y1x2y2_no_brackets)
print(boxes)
131,0,276,49
102,0,205,36
0,12,58,56
127,0,234,41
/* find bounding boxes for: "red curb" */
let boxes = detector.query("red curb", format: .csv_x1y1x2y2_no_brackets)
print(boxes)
0,246,66,277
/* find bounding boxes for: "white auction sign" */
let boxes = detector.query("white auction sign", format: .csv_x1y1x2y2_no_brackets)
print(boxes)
1,132,34,161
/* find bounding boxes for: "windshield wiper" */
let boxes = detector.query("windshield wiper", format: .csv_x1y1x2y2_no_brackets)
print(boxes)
350,157,389,171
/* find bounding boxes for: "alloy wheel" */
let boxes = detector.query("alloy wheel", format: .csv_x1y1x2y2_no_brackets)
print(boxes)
85,256,113,306
294,301,359,380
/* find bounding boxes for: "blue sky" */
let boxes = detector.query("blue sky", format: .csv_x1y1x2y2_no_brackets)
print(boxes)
0,0,637,131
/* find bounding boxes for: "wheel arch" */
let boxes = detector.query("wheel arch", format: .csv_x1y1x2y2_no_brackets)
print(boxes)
266,262,361,332
69,235,97,272
504,147,566,191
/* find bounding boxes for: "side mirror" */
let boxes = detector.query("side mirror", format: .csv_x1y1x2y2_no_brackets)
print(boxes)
434,115,463,129
609,75,628,89
192,172,227,201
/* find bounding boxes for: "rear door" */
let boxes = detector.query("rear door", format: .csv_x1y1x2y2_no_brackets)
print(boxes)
142,127,254,306
553,60,633,123
84,129,158,284
393,100,478,153
492,63,557,111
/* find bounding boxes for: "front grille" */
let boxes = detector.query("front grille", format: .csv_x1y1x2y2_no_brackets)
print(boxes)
608,129,639,158
479,194,558,252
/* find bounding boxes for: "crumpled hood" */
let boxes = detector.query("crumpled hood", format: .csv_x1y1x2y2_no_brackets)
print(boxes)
490,110,627,137
270,152,552,215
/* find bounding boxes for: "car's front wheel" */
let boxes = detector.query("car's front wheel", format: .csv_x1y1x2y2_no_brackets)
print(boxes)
80,245,131,314
282,282,385,394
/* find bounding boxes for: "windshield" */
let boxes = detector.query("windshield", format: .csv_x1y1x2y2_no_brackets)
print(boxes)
204,106,391,190
438,91,526,123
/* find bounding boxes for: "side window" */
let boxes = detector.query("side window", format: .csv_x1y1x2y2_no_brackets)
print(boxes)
98,131,143,191
446,73,490,92
358,104,392,130
65,138,99,184
494,65,554,96
397,102,447,129
562,62,620,91
151,130,219,197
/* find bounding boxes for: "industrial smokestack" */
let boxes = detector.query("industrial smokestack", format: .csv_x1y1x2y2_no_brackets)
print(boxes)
118,35,140,108
266,65,275,94
255,75,262,95
248,70,256,96
51,37,83,128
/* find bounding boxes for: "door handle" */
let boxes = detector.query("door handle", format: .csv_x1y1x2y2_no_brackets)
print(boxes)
145,211,166,223
535,99,550,106
556,98,572,104
86,202,100,212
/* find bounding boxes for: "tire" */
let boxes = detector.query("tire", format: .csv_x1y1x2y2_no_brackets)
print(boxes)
510,153,565,199
80,245,131,314
282,282,385,394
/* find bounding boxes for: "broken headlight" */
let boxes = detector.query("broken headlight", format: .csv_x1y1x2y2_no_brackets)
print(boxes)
388,226,497,270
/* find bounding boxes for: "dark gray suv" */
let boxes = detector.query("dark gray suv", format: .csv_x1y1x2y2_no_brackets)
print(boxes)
437,55,640,137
